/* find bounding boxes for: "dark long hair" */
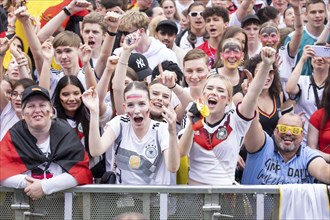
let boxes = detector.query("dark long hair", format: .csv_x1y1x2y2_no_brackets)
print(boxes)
320,75,330,129
244,54,281,98
53,75,91,155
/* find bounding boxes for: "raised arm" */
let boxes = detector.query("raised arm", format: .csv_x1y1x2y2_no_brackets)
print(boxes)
0,37,14,79
82,87,116,156
94,11,121,79
287,0,304,57
235,0,254,22
239,47,276,118
242,47,277,153
79,43,97,89
38,39,54,91
162,105,180,172
286,45,315,95
308,157,330,184
15,6,43,74
112,31,140,115
37,0,90,43
178,112,194,156
156,67,193,122
9,42,30,79
96,55,118,116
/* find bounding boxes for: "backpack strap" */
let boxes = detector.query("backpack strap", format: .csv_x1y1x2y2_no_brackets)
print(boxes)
175,29,188,47
310,75,321,109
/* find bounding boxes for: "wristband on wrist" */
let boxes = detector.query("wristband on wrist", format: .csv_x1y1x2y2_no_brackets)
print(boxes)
62,7,71,16
168,84,176,89
107,30,117,36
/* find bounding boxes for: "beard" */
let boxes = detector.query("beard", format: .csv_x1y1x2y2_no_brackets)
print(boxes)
278,141,296,152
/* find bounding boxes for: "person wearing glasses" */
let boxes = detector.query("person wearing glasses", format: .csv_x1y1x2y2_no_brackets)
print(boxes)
242,112,330,184
114,10,178,73
0,78,35,141
175,2,208,52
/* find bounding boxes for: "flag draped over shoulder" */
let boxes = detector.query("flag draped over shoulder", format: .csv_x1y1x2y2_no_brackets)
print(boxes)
0,118,92,185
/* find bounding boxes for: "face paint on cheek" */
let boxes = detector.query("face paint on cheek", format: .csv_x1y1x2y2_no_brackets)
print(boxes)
222,51,242,60
220,95,226,100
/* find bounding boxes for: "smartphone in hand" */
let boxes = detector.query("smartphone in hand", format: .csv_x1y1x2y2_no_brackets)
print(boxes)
310,45,330,58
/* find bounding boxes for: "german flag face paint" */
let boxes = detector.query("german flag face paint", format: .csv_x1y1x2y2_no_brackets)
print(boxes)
260,26,279,48
221,42,243,69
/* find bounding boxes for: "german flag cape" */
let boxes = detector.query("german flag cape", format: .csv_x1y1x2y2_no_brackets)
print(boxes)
0,118,92,185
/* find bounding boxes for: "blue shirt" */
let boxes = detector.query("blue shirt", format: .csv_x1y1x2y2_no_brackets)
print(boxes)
242,134,321,185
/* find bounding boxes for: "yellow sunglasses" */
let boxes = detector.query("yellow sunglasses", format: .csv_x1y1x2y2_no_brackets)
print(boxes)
276,124,303,135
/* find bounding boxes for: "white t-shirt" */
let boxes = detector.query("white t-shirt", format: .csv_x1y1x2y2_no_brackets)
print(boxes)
106,115,172,185
292,76,324,144
181,107,254,185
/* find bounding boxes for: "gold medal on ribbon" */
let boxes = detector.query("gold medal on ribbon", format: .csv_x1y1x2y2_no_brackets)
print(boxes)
129,155,141,169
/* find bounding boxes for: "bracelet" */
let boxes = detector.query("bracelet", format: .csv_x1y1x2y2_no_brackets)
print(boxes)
294,13,303,16
118,61,128,65
107,30,117,36
62,7,71,16
168,84,176,89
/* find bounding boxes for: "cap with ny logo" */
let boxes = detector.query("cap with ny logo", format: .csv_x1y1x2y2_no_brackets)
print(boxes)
128,53,153,81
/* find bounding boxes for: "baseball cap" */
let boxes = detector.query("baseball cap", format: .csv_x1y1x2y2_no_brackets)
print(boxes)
156,20,178,34
22,85,51,105
128,53,153,81
241,14,261,28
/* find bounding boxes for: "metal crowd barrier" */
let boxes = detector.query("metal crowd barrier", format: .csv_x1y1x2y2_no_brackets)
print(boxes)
0,185,288,220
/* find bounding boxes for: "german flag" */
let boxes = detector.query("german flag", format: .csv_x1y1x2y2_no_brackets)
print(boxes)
0,118,92,185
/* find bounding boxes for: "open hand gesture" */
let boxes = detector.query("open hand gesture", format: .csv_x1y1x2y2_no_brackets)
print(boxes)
82,87,99,114
79,43,93,65
41,38,54,62
0,37,15,56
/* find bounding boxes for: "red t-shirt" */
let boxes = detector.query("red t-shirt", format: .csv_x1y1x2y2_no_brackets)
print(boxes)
309,108,330,154
197,41,217,66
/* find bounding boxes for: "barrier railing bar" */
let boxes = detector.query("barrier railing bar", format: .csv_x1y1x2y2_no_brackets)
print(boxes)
256,193,264,220
64,193,72,220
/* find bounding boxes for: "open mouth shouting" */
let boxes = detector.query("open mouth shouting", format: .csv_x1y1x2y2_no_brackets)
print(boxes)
207,97,218,108
88,40,95,47
133,116,144,125
209,28,217,36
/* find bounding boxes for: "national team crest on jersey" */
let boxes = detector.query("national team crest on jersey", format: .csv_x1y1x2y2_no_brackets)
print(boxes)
145,144,158,159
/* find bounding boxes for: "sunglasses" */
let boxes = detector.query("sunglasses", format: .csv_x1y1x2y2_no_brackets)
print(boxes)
189,11,203,17
276,124,303,135
121,29,138,36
